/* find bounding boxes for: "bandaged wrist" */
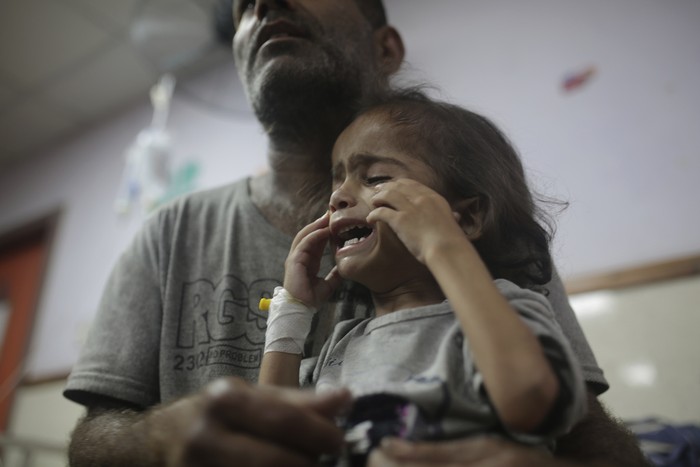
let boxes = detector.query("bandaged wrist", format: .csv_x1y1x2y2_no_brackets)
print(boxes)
264,286,316,355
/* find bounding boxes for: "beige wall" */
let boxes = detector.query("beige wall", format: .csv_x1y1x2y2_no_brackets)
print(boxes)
572,275,700,423
3,380,83,467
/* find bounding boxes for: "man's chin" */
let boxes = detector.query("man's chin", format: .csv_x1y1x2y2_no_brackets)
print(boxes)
250,44,325,82
254,77,357,127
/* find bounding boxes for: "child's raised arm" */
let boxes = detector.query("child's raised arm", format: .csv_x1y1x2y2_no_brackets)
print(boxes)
368,179,560,433
259,212,342,387
427,239,560,433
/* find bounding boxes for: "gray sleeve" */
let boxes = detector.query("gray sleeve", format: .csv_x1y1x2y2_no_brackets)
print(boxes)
64,211,166,409
494,280,589,440
546,266,608,394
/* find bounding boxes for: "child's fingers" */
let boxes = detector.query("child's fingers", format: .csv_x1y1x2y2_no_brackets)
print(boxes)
370,187,404,210
366,206,399,228
372,179,424,197
288,229,333,281
323,266,343,292
293,225,332,257
372,182,453,226
290,211,330,250
372,179,443,207
310,266,343,306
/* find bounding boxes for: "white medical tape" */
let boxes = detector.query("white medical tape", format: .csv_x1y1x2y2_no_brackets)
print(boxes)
264,286,317,355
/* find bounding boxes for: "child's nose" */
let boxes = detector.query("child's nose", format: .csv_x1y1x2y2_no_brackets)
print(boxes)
329,188,353,212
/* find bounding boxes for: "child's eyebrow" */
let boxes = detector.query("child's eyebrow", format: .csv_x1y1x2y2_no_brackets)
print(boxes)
332,153,409,179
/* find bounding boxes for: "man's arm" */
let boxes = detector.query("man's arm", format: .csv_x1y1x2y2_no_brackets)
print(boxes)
554,389,650,466
68,377,350,467
69,404,155,467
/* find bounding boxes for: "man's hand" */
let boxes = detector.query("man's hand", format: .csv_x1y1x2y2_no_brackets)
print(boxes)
69,377,351,467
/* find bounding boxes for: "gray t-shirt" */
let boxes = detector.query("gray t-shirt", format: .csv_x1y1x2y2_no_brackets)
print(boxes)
64,178,607,408
302,279,588,443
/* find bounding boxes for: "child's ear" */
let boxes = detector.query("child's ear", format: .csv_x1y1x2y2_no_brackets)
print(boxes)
452,197,484,241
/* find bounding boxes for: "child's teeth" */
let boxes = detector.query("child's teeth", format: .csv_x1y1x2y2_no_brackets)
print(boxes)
343,233,372,248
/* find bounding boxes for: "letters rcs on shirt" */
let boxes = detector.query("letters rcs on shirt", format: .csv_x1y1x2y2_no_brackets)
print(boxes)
172,275,276,373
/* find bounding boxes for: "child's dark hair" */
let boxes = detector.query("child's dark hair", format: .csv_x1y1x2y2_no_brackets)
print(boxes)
360,89,557,289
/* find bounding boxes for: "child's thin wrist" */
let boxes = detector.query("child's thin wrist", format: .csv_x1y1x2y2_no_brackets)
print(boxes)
424,235,475,267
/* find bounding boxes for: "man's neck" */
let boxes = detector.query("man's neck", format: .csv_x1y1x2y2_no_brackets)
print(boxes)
249,91,367,235
250,140,333,237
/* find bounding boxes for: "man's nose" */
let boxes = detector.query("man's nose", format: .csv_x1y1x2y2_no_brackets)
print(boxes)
254,0,292,20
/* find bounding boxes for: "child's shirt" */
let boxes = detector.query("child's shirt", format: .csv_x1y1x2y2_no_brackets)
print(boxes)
300,278,588,445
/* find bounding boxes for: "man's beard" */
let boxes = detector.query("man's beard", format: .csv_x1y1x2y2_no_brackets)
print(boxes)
247,47,373,139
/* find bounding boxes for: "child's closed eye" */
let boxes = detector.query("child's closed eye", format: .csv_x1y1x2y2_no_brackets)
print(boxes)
366,175,392,185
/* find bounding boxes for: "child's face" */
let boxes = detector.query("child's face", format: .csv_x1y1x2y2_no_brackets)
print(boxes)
329,111,440,289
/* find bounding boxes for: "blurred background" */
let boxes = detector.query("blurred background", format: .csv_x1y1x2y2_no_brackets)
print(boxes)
0,0,698,465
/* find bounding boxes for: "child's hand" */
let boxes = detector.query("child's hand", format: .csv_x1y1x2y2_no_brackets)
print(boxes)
367,179,469,264
284,211,343,308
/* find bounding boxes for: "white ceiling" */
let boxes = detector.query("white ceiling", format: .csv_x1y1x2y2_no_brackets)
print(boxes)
0,0,230,170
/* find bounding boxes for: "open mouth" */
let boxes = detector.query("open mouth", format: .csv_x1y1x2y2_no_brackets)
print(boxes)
265,32,298,43
335,224,374,250
256,21,309,51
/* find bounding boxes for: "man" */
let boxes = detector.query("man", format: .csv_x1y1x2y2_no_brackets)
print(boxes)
65,1,649,466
